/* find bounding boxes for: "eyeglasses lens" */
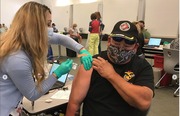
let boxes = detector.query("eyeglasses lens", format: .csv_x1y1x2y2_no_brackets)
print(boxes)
112,37,136,45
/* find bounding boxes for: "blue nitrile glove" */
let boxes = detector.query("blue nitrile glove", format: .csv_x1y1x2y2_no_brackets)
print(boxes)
79,49,93,70
53,59,73,79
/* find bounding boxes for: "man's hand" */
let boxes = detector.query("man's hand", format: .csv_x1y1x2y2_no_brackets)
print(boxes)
92,57,116,79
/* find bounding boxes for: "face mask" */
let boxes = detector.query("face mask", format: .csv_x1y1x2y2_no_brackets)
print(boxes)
73,26,77,29
107,44,136,65
48,27,53,37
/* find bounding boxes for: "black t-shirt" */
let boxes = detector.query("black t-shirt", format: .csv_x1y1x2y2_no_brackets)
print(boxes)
82,51,154,116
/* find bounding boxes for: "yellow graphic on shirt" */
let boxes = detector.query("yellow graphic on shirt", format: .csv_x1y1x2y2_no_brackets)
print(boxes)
123,71,135,81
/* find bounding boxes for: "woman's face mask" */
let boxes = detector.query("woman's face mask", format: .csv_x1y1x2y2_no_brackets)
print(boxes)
107,44,136,65
47,27,53,36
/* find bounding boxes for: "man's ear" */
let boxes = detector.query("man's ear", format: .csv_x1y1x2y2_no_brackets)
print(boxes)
134,43,139,52
135,43,139,49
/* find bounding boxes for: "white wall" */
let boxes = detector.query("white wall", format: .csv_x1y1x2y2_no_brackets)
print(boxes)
103,0,139,34
0,0,41,28
43,0,139,33
145,0,179,38
46,0,139,34
52,6,70,32
1,0,179,38
42,1,99,33
73,2,99,33
42,0,71,32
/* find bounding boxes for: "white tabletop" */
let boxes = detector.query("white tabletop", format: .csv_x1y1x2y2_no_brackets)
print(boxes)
23,80,72,115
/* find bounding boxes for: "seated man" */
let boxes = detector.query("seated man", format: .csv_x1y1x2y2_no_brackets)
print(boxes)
138,20,151,44
66,20,154,116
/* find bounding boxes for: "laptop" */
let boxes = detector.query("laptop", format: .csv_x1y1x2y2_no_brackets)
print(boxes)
147,38,162,48
49,63,69,90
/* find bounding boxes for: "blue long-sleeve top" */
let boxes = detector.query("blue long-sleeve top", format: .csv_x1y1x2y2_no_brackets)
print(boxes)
0,28,84,116
0,50,57,116
48,28,83,53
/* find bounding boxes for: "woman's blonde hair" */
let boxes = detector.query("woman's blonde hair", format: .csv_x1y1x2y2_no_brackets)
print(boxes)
0,2,50,87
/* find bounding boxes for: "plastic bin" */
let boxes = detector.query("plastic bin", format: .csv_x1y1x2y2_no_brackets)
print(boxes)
154,55,164,68
153,67,172,87
160,71,172,86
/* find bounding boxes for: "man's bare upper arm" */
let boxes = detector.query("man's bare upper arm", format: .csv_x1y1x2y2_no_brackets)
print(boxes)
70,65,93,103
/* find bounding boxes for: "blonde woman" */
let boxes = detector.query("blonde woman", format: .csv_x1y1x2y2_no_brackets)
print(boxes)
0,2,91,116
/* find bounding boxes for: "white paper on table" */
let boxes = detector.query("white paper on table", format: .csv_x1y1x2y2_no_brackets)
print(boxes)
51,90,71,100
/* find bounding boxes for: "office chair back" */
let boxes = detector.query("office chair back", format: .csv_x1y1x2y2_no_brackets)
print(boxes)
163,48,179,74
155,48,179,96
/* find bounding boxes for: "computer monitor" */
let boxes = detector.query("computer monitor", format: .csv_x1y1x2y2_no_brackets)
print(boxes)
148,38,162,47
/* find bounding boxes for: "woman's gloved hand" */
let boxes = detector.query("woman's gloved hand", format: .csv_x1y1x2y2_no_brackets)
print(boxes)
79,49,92,70
53,59,73,79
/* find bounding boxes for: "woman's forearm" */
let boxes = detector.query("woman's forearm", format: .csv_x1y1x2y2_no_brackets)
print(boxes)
48,32,83,53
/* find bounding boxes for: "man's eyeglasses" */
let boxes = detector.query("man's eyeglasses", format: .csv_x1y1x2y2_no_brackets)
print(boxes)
110,34,137,45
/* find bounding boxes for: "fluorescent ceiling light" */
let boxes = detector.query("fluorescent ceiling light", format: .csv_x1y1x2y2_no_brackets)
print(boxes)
79,0,97,4
56,0,73,6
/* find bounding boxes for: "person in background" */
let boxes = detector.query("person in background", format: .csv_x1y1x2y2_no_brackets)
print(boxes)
47,21,54,61
132,21,145,59
88,13,100,56
0,2,91,116
95,11,105,53
47,10,92,71
170,38,179,50
52,22,59,33
69,23,82,44
66,20,154,116
66,23,83,57
0,23,7,34
138,20,151,44
2,23,8,31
